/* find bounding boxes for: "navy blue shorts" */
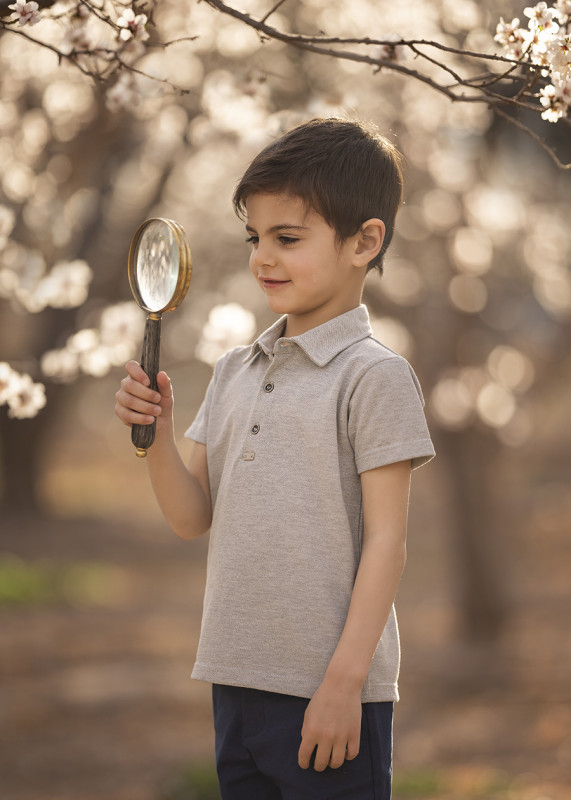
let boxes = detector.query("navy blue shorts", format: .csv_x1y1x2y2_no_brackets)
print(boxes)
212,684,393,800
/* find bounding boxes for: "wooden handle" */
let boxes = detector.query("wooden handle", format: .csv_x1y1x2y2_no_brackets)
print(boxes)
131,315,162,457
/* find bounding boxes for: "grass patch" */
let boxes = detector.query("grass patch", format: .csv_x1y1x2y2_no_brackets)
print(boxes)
159,763,220,800
0,555,126,608
393,768,443,797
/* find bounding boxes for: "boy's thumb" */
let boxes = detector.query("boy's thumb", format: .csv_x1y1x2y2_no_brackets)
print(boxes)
156,371,173,398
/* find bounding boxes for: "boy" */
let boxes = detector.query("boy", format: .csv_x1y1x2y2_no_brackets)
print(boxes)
115,118,435,799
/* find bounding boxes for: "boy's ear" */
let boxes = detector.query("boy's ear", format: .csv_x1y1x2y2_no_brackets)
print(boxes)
353,218,385,267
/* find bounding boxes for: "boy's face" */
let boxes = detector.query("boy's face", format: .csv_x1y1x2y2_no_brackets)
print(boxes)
245,193,364,337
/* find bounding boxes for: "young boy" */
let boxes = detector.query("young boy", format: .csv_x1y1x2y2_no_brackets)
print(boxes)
115,118,435,799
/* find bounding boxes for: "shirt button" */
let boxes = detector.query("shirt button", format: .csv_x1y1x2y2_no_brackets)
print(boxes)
264,382,274,393
251,424,260,434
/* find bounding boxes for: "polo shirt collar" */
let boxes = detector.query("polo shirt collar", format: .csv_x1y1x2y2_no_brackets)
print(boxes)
244,305,373,367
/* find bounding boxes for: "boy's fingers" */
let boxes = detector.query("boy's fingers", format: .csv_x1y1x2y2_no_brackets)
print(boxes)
114,390,160,427
346,734,360,761
125,360,150,386
312,742,332,772
115,388,161,417
329,741,348,769
120,369,161,404
297,738,315,770
156,371,173,399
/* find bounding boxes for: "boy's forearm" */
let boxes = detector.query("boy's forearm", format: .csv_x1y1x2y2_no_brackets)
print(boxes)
146,436,211,540
323,531,407,691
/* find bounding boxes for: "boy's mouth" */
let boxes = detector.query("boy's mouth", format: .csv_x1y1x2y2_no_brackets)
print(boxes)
260,278,291,288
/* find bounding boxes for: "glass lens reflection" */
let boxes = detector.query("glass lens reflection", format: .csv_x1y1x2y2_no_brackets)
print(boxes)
135,220,179,312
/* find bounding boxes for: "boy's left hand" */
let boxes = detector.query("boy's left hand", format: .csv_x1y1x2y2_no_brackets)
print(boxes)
298,680,362,771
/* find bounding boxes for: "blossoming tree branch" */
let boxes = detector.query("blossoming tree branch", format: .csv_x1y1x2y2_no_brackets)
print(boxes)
204,0,571,157
1,0,570,167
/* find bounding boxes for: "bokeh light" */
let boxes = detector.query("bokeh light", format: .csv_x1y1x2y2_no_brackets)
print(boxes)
195,303,257,366
430,376,474,429
487,346,535,393
448,274,488,313
476,381,516,428
369,316,413,358
450,227,493,275
380,259,424,306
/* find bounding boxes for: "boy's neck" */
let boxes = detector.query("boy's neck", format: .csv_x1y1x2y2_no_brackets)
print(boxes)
284,300,363,338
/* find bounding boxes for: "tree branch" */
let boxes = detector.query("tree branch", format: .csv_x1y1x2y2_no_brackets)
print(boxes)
202,0,570,168
493,106,571,170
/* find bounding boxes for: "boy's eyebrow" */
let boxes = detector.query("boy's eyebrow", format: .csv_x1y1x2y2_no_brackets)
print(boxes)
245,223,310,233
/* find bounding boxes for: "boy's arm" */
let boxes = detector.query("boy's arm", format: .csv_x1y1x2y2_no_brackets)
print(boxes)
115,361,212,540
147,431,212,541
298,458,411,772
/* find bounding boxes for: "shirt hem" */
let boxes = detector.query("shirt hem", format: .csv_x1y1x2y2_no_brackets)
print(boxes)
356,439,435,474
191,662,399,703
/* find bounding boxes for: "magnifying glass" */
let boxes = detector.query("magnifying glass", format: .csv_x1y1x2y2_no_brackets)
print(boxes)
128,218,192,458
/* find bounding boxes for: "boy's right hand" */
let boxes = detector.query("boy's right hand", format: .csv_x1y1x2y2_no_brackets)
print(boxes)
114,360,173,436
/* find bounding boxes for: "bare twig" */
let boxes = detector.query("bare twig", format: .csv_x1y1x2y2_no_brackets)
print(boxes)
260,0,289,25
493,106,571,169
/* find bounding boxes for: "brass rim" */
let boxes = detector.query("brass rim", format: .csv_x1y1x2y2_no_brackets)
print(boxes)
127,217,192,314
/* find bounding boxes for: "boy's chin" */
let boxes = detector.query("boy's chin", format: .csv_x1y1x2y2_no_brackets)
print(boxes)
265,296,292,314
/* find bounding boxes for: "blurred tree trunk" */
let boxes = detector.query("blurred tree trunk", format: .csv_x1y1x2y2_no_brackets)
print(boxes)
439,427,508,641
0,392,60,514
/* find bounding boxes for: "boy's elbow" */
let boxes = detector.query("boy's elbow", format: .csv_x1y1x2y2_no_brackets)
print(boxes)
171,516,211,541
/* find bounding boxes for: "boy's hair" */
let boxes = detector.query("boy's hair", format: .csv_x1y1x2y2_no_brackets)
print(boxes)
233,118,404,275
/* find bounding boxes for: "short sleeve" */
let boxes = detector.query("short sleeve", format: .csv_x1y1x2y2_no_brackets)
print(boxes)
184,359,222,444
348,357,435,473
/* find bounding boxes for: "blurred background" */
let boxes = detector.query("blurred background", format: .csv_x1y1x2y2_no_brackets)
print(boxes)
1,0,570,798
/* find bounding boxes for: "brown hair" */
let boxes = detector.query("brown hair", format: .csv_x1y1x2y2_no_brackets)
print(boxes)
233,118,404,274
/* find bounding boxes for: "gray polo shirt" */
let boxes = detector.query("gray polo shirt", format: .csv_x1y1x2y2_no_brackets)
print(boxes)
185,304,435,702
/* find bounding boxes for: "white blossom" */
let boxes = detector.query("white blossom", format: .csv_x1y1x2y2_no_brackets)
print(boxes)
116,8,150,43
106,74,137,113
79,346,113,377
76,2,90,19
0,205,16,243
8,0,42,26
522,26,553,68
67,328,100,354
494,19,528,60
539,75,571,119
99,301,144,347
371,35,408,65
554,0,571,22
196,303,256,366
494,17,521,47
41,349,80,383
524,2,559,32
6,373,46,419
553,71,571,97
0,362,17,405
63,329,113,376
61,24,93,55
506,36,527,61
495,4,570,121
545,34,571,72
34,260,92,309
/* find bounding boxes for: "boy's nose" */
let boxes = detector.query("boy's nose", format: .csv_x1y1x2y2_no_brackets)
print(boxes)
252,242,276,269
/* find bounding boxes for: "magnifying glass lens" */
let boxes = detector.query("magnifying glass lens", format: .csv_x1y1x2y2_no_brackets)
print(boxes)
135,220,180,313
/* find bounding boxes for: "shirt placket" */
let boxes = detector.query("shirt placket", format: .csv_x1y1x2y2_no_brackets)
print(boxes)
241,343,290,462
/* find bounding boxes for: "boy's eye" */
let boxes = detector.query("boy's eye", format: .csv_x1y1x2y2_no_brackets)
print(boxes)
278,236,298,245
245,235,258,245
